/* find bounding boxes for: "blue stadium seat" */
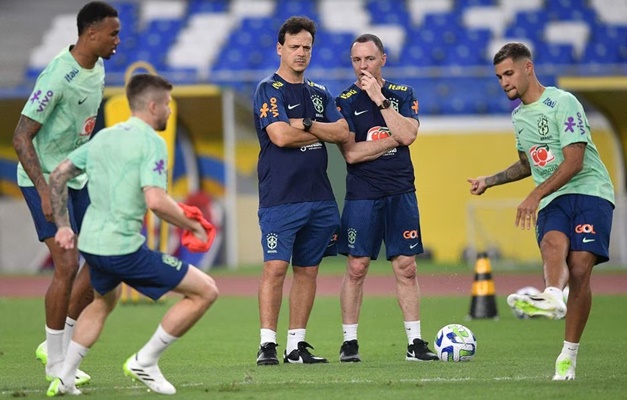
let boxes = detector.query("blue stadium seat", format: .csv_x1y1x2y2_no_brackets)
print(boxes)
366,0,410,26
445,43,483,66
534,43,576,65
582,42,619,64
187,0,229,15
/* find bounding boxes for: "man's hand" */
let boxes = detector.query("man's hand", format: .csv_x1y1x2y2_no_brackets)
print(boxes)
467,177,488,195
55,226,75,250
515,194,541,230
359,70,385,104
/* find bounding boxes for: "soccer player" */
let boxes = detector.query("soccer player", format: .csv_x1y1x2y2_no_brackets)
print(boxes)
12,1,120,385
253,16,349,365
45,73,219,396
468,42,615,380
334,33,438,362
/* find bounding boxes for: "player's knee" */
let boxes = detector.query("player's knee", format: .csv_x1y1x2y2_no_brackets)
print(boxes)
346,262,368,281
199,275,219,309
568,262,592,285
393,259,417,279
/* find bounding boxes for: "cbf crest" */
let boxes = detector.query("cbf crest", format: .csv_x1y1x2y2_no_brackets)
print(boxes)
537,115,549,136
266,232,278,253
311,94,324,116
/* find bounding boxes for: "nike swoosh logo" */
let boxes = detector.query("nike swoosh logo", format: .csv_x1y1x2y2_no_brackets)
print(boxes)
287,104,300,110
78,97,87,105
410,243,419,249
518,128,524,134
354,110,368,116
582,238,595,243
288,332,296,335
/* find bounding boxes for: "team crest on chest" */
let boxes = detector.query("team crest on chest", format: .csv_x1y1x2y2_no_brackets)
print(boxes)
311,94,324,115
537,115,549,136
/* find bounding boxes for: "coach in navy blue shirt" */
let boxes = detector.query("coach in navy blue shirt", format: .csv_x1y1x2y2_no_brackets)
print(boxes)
252,16,349,366
334,33,438,363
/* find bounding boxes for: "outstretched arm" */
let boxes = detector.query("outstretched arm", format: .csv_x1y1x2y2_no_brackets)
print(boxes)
468,150,531,195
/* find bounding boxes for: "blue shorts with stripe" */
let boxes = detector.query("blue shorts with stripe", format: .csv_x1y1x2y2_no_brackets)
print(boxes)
537,194,614,264
81,245,189,300
20,185,90,242
339,192,423,261
258,200,340,266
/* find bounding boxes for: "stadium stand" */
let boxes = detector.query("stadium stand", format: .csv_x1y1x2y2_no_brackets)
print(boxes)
12,0,627,114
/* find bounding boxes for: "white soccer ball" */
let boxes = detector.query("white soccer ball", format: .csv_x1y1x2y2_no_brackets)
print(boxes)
511,286,541,319
434,324,477,362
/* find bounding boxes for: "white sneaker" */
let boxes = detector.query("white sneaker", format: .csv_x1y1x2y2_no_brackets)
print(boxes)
552,355,576,380
507,292,567,320
39,341,91,387
46,377,82,397
123,354,176,395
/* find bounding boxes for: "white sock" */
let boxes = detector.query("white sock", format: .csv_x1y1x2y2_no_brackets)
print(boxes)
404,321,421,344
342,324,358,342
45,326,65,373
60,341,89,385
63,317,77,354
137,325,178,366
286,329,306,354
545,286,564,303
260,328,277,345
560,340,579,363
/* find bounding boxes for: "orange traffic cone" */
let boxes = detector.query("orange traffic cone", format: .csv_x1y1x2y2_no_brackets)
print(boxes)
468,252,498,319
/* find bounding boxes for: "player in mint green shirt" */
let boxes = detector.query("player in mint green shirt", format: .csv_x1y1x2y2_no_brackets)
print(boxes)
46,74,219,397
12,1,120,386
468,42,615,381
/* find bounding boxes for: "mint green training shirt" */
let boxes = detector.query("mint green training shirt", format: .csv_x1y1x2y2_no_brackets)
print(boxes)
18,47,105,190
68,117,168,256
512,86,615,210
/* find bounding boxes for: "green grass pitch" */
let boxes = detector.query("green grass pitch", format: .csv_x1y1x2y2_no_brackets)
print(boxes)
1,293,626,399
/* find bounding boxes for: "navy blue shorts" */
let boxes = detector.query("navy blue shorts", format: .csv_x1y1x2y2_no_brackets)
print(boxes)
258,200,340,266
537,194,614,264
81,245,189,300
339,192,423,260
20,185,90,242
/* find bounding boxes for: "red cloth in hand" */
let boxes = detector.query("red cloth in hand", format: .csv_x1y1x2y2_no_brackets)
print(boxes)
178,203,216,252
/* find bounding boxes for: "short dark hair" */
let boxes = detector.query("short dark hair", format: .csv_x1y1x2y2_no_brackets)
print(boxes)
351,33,385,55
77,1,118,35
126,74,173,110
493,42,532,65
277,16,316,45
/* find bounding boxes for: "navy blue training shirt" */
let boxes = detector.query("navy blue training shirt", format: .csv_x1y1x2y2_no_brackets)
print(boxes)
335,80,420,200
254,73,344,208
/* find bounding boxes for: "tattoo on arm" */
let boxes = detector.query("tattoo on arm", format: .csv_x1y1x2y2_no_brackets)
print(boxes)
485,151,532,187
12,116,46,191
49,160,84,227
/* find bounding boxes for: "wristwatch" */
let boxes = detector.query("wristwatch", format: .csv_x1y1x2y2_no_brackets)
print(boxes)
378,98,391,110
303,117,313,132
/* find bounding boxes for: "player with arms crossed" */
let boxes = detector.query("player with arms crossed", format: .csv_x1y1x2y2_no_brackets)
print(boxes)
334,33,437,362
468,42,614,380
45,74,219,396
253,16,349,365
12,1,120,385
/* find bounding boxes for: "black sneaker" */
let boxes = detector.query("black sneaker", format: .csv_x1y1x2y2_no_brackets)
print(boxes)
284,341,328,364
256,342,279,366
339,340,361,362
406,338,438,361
